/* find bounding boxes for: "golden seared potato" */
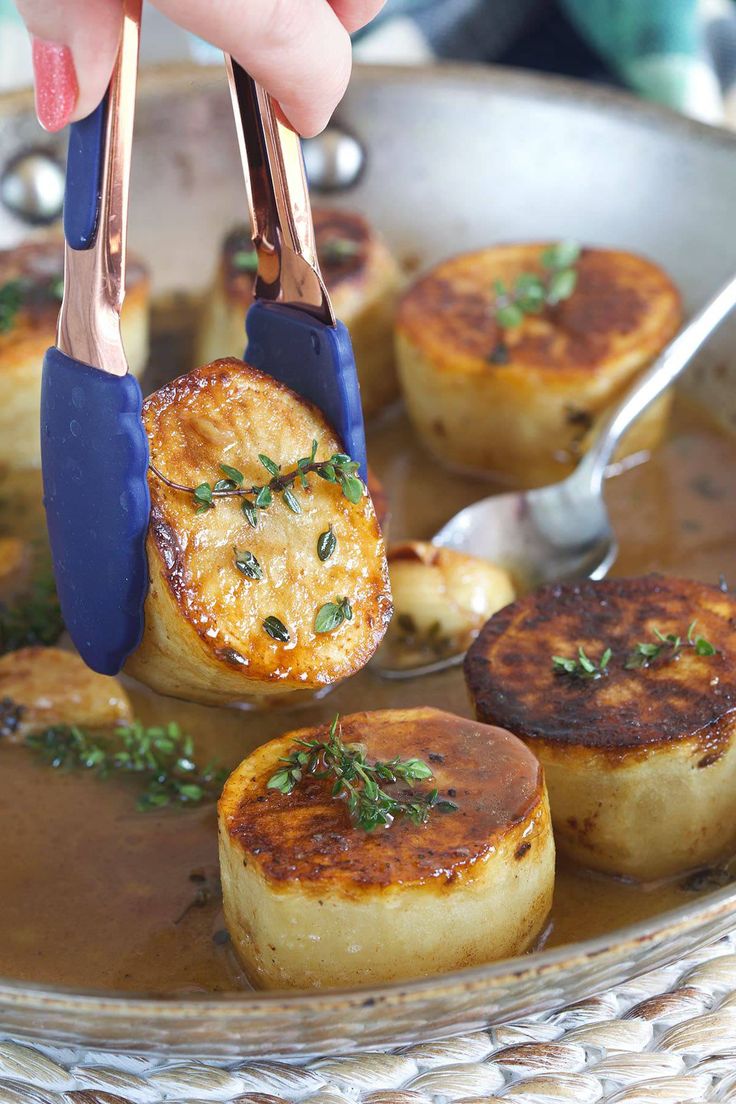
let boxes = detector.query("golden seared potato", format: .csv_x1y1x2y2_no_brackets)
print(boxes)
197,209,404,418
465,575,736,882
126,358,392,706
396,244,682,487
0,646,132,741
0,240,150,470
219,706,554,989
384,541,514,664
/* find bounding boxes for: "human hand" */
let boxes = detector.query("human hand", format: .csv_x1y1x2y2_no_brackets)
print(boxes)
16,0,386,136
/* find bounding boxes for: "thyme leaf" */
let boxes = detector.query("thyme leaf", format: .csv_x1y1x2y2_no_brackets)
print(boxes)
233,548,263,580
267,714,457,831
315,596,352,634
263,615,289,642
317,526,337,562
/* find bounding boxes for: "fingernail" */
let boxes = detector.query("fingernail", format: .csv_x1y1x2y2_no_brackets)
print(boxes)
32,38,78,132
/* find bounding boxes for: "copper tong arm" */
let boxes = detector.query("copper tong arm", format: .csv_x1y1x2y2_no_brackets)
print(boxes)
225,57,335,327
57,0,141,377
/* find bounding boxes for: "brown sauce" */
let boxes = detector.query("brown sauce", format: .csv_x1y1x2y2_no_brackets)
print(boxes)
1,395,735,993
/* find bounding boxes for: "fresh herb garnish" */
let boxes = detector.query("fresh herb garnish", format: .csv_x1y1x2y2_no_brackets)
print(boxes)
321,237,361,265
491,242,581,357
231,249,259,273
233,548,263,580
0,275,63,334
267,714,458,831
625,621,717,670
0,571,64,654
315,596,352,634
317,526,337,562
552,645,612,680
0,280,24,333
150,442,364,519
24,720,227,811
263,615,290,642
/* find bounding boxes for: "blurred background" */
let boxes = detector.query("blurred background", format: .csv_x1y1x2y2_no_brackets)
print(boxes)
1,0,736,128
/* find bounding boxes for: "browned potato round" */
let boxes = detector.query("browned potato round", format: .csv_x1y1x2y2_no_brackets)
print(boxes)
0,240,150,470
197,209,404,418
126,358,392,705
0,646,132,741
396,245,682,487
219,706,555,989
465,575,736,881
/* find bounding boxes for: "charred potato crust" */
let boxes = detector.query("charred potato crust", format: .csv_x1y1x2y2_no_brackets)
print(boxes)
0,241,150,470
219,707,554,988
465,575,736,879
396,244,681,486
126,358,392,704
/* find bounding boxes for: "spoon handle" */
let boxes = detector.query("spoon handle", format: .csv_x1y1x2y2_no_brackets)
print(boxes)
577,272,736,491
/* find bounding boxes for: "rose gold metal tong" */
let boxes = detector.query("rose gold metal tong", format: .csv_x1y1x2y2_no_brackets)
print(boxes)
41,0,149,677
225,57,336,326
57,0,141,376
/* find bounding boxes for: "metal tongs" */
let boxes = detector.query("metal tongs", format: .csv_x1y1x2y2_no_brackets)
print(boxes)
41,0,149,675
225,59,367,479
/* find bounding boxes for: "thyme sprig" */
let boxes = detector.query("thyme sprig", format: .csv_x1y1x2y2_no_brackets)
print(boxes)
267,715,458,831
150,441,364,520
0,571,64,654
489,242,581,363
552,620,718,680
24,720,227,811
625,620,717,670
0,275,63,334
0,280,23,333
552,646,612,680
493,241,581,330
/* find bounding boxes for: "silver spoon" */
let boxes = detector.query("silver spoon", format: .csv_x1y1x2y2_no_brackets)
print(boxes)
375,273,736,679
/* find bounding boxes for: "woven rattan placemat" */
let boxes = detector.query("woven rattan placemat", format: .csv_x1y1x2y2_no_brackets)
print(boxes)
2,932,736,1103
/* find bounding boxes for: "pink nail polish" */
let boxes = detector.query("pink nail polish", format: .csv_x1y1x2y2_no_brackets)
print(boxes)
32,38,78,132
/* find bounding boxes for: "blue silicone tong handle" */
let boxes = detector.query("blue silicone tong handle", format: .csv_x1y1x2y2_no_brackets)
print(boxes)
245,302,367,481
225,58,368,481
40,93,150,676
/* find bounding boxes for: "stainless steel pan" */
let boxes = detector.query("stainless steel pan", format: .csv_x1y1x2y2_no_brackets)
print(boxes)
1,62,736,1060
